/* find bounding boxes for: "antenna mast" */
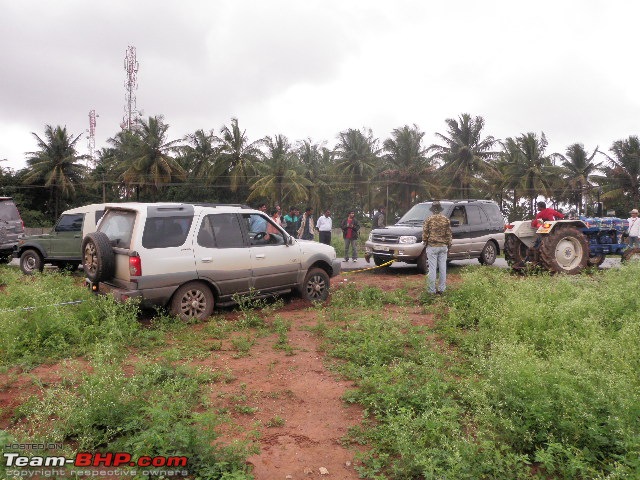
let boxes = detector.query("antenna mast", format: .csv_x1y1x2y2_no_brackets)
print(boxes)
122,45,140,130
87,109,97,165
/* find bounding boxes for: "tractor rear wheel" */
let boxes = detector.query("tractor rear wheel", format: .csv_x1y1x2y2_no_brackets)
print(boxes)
539,227,589,274
504,235,528,266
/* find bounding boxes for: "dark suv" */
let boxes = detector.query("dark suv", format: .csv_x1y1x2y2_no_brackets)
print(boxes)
364,199,505,273
0,197,24,263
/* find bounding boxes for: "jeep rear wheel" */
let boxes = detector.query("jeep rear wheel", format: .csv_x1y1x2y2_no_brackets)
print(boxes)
300,268,330,302
171,281,215,321
539,227,588,274
20,249,44,275
478,241,497,265
82,232,115,283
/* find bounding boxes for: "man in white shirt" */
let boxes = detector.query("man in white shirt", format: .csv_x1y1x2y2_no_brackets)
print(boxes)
316,209,332,245
627,208,640,248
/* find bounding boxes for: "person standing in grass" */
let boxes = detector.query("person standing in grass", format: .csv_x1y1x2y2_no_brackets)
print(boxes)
422,201,452,294
316,209,332,245
627,208,640,248
341,210,360,262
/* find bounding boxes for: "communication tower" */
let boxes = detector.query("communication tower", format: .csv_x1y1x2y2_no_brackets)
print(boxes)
86,109,97,164
122,45,140,131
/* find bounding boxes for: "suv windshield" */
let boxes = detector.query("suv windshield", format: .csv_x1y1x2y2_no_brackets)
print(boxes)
397,203,439,224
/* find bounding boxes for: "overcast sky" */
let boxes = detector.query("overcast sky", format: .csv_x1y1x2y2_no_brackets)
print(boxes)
1,0,638,171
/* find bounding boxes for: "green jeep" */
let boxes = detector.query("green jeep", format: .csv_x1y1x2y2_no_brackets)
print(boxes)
14,204,105,274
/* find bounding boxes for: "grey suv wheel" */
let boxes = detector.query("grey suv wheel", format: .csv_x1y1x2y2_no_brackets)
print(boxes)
171,281,215,321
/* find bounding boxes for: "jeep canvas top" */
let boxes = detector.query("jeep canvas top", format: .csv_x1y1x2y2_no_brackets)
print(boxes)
83,203,341,321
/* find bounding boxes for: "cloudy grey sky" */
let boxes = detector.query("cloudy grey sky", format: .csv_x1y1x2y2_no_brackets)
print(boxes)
1,0,638,171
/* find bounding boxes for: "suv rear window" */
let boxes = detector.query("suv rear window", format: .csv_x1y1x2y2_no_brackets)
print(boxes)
142,216,192,249
0,200,20,221
98,210,136,249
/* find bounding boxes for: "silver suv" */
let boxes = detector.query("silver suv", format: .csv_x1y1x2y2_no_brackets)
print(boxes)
0,197,25,263
83,203,341,320
365,199,505,273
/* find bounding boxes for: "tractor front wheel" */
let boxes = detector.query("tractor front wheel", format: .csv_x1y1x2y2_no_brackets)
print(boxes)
539,227,588,274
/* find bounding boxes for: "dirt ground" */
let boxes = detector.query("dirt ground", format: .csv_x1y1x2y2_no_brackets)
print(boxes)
0,268,438,480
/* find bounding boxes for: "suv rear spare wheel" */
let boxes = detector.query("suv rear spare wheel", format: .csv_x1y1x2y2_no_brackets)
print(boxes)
170,281,214,321
300,268,330,302
20,249,44,275
82,232,115,283
539,227,588,274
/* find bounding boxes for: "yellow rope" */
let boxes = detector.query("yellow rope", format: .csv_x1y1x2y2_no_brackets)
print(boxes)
342,259,396,274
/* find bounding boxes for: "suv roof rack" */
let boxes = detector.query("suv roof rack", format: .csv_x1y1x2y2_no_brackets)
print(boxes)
193,203,252,209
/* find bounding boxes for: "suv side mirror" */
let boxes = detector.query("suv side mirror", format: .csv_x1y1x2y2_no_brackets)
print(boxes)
288,235,295,245
450,219,460,227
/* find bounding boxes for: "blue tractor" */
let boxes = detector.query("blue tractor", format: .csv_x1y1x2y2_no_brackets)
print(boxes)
504,216,638,274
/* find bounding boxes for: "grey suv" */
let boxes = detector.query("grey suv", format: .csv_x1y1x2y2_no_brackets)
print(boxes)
83,203,342,321
364,199,505,273
0,197,25,263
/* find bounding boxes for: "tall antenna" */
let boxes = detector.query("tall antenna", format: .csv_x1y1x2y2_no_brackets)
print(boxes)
87,109,97,165
122,45,140,130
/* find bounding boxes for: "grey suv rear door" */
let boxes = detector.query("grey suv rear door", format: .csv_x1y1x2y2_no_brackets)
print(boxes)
466,205,491,256
448,205,470,258
193,213,252,298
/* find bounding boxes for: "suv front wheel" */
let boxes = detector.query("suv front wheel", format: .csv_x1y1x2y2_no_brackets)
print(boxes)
171,281,215,321
299,268,330,302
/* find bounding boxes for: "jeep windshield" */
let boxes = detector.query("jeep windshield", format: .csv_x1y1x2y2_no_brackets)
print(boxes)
395,203,438,225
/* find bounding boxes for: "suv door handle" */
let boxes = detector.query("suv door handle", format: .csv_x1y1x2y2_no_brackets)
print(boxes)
200,257,213,263
255,254,265,259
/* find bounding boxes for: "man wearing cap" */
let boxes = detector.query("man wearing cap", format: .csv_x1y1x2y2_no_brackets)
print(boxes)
422,201,452,295
627,208,640,248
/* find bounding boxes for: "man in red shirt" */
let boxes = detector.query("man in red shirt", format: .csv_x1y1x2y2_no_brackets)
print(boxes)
531,201,564,228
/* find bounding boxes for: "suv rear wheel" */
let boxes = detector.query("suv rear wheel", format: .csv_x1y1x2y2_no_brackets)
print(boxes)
20,249,44,275
478,241,497,265
171,281,215,321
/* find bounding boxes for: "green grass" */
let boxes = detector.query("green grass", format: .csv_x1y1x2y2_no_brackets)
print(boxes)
315,263,640,479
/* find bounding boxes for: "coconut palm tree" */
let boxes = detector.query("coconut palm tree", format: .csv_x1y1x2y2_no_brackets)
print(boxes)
248,134,310,207
180,129,217,179
24,125,87,218
556,143,599,214
380,124,435,213
297,139,332,214
213,118,264,202
107,116,185,201
333,128,380,213
500,132,558,216
597,136,640,209
429,113,498,199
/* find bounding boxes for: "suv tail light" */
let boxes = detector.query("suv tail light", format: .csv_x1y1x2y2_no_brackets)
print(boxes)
129,256,142,276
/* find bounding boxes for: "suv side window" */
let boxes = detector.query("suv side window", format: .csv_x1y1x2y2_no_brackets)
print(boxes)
450,206,467,225
481,204,504,225
56,214,84,232
242,213,285,246
466,205,488,226
197,213,245,249
142,216,193,249
99,210,136,249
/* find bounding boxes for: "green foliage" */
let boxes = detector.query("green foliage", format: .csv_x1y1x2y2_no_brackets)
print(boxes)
11,354,254,479
319,267,640,478
0,268,141,367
